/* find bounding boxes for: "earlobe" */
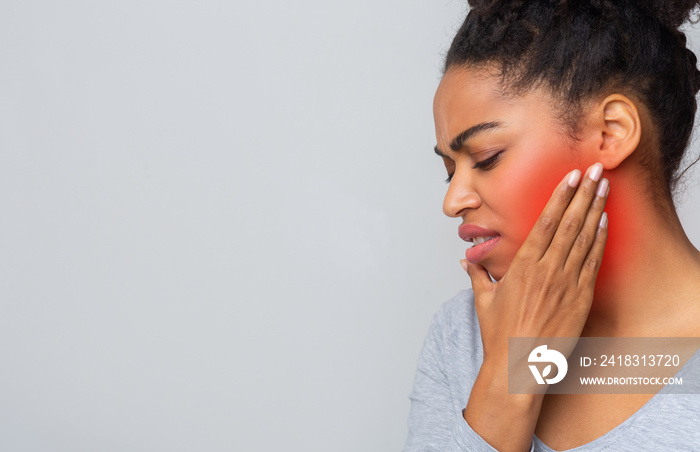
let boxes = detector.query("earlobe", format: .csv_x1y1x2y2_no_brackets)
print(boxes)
597,94,642,170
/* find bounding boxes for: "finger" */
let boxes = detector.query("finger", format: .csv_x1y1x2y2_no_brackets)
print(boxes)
564,177,609,274
543,163,604,264
578,211,608,288
464,259,493,295
518,169,581,260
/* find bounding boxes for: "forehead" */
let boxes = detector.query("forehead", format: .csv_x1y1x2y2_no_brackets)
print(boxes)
433,67,503,118
433,67,560,146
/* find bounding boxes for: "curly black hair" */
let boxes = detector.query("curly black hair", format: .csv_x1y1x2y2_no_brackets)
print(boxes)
444,0,700,200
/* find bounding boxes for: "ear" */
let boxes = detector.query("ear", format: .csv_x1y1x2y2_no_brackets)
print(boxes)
588,94,642,170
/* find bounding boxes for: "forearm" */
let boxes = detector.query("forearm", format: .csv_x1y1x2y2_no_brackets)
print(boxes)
463,361,543,452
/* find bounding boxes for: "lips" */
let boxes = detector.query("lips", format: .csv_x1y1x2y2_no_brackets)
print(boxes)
458,224,501,264
458,224,501,242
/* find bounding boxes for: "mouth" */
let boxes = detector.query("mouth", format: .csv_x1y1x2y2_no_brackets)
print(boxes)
465,236,501,264
458,224,501,264
469,235,499,246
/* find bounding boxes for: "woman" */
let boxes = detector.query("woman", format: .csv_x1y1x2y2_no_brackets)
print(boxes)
404,1,700,451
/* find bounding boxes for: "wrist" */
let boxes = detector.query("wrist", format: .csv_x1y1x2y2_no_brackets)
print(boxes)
473,358,544,412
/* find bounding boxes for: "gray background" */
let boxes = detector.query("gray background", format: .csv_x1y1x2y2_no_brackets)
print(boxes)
1,2,699,451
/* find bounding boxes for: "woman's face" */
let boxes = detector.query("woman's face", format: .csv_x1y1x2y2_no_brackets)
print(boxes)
433,67,588,280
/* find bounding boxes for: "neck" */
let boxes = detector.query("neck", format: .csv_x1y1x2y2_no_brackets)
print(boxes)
582,164,700,337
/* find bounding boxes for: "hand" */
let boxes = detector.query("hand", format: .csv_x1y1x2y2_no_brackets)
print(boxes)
463,163,609,367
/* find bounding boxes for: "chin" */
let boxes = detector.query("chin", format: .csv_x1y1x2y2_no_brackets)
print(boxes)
489,270,504,282
485,250,518,283
481,264,504,282
481,257,512,282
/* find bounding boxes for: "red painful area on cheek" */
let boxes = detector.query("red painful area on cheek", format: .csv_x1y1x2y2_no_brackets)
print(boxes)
506,159,571,243
481,110,581,277
484,146,579,279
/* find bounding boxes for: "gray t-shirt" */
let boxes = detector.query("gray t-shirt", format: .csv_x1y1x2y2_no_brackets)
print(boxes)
403,289,700,451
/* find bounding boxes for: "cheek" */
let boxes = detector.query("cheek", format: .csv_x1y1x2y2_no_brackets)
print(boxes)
493,145,579,246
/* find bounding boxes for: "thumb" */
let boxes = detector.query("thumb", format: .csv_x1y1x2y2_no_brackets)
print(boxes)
461,259,493,294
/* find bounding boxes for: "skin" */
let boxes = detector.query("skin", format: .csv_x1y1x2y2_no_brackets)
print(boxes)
434,66,700,451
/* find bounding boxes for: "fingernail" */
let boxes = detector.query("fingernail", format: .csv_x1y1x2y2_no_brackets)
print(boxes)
589,163,604,182
567,169,582,187
599,212,608,229
596,178,609,197
460,259,468,273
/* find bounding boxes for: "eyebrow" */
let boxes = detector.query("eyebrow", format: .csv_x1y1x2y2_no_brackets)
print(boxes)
433,121,504,157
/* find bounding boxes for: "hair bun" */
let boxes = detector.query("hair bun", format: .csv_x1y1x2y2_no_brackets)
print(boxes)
644,0,700,28
467,0,700,29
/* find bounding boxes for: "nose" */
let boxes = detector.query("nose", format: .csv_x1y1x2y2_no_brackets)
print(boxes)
442,171,481,218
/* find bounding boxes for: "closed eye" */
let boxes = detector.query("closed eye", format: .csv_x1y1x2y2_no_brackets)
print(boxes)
472,151,503,170
441,151,503,184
